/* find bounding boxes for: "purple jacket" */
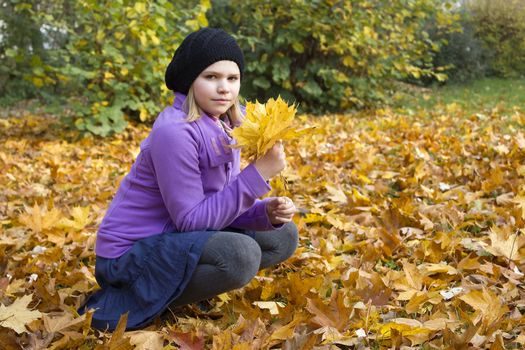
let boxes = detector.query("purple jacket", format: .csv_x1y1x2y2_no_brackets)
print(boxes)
95,92,275,258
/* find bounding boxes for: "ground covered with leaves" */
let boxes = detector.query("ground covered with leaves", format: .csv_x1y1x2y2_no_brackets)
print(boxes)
1,103,525,349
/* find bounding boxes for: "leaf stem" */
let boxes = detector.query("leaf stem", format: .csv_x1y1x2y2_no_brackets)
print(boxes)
507,229,519,267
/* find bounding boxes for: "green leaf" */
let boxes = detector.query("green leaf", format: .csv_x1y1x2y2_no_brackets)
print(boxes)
253,77,271,89
292,41,304,53
302,79,323,97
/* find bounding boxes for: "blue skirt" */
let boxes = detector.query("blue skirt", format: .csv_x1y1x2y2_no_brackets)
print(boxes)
79,230,215,331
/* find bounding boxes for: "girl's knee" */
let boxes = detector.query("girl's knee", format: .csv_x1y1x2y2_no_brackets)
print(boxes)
222,235,261,288
278,222,299,258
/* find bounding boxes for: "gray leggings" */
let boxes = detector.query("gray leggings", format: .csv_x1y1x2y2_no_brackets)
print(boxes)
170,222,298,307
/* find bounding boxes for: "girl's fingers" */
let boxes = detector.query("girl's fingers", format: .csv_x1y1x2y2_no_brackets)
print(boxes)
278,198,292,204
273,211,295,219
277,204,295,210
277,198,294,208
269,198,284,209
272,204,294,212
274,208,296,216
269,197,295,220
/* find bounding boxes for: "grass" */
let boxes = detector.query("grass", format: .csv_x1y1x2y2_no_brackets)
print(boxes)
2,78,524,121
393,77,525,114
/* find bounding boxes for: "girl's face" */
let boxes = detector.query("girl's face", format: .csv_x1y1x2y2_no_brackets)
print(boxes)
192,60,241,118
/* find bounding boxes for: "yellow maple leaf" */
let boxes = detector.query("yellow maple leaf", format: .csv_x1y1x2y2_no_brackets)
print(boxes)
127,330,164,350
402,261,423,291
405,291,428,314
252,301,285,315
0,294,43,334
270,312,307,340
379,322,432,345
57,206,92,231
485,226,525,262
459,288,508,332
512,195,525,220
19,204,63,233
325,184,348,204
43,311,90,334
419,262,458,276
231,96,312,159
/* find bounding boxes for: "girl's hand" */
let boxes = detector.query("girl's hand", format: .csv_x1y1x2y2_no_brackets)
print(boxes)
267,197,296,225
254,141,286,180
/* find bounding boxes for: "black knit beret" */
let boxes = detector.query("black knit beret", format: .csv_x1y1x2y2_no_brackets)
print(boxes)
165,27,245,94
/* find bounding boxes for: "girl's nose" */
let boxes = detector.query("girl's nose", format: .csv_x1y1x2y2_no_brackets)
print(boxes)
217,79,229,93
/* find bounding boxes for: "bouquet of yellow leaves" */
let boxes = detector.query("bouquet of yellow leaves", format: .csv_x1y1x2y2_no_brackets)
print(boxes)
231,96,312,160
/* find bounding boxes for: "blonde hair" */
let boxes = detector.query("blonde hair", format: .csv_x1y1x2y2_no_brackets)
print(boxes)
183,85,244,126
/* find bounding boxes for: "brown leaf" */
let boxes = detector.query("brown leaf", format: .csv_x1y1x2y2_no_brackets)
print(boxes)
402,260,423,291
443,319,480,350
169,331,205,350
405,292,428,314
306,290,352,331
106,313,133,350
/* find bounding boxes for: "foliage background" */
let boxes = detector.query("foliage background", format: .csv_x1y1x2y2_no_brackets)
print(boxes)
431,0,525,82
208,0,457,113
2,0,523,134
1,0,211,135
0,0,457,134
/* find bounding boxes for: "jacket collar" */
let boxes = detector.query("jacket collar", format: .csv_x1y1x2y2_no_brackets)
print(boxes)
173,92,186,110
172,92,234,167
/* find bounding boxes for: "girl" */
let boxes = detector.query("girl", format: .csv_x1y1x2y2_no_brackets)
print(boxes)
80,27,298,331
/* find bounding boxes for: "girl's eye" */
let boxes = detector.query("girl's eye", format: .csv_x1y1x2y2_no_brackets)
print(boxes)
205,75,216,79
228,76,239,81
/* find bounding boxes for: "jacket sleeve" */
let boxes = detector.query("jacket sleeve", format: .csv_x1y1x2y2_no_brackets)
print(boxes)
228,198,278,231
149,122,271,232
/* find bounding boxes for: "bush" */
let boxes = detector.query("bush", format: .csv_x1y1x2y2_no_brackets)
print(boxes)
2,0,461,133
430,8,490,82
1,0,210,136
208,0,459,113
466,0,525,78
0,1,52,104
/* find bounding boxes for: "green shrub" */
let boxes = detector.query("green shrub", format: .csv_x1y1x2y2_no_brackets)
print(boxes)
0,1,53,104
466,0,525,78
430,8,490,82
1,0,210,136
208,0,459,113
2,0,461,133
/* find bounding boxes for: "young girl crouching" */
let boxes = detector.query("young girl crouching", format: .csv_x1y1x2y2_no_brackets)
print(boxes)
79,27,298,331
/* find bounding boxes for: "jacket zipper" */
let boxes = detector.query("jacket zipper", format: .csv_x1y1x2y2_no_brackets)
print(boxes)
225,162,231,187
218,118,232,189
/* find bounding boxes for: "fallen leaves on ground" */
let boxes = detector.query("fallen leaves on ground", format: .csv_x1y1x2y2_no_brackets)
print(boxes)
1,105,525,348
